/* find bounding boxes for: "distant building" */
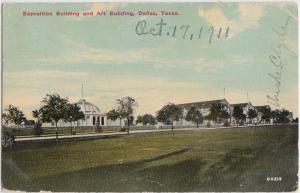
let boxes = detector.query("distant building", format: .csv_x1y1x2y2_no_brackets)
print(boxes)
43,98,125,128
170,99,288,127
254,105,272,124
231,102,256,124
176,99,231,126
76,99,105,126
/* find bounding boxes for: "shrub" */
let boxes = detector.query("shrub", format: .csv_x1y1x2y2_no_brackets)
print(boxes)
94,122,103,133
239,121,244,126
119,127,126,132
207,122,211,128
33,121,43,136
223,121,230,127
2,131,15,148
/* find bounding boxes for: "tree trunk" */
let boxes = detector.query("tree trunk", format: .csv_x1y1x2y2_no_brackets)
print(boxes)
75,121,78,134
171,121,174,133
17,125,19,137
196,121,199,128
127,118,130,135
55,122,58,141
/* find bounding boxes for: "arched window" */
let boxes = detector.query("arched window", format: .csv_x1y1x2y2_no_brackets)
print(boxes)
93,116,96,125
101,117,105,126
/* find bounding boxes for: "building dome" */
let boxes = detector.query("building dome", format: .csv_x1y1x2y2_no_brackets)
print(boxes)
76,99,101,114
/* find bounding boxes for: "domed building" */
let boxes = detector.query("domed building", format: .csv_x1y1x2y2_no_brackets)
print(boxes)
76,99,105,126
43,98,125,128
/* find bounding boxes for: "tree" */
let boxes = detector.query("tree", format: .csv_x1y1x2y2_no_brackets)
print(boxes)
221,109,231,123
232,106,246,125
34,94,69,141
156,103,183,132
271,109,291,123
292,117,298,123
260,106,271,124
247,109,258,124
3,105,27,136
2,113,9,126
128,115,135,126
64,103,85,134
205,103,227,126
116,97,138,134
24,120,35,126
136,114,156,125
3,105,27,126
32,109,43,136
107,109,123,129
185,106,203,128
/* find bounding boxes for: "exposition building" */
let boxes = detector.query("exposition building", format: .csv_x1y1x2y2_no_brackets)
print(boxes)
173,98,293,127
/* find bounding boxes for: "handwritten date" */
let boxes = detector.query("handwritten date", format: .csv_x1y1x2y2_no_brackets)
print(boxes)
135,18,229,44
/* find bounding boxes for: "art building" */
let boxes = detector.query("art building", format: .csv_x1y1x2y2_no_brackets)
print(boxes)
43,98,126,128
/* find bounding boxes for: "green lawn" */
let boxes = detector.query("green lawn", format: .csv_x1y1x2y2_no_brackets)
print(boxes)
2,125,298,192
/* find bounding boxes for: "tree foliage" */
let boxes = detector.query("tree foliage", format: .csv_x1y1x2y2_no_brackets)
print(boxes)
116,97,138,118
107,109,121,121
232,106,246,124
63,103,85,134
157,103,183,123
33,94,69,140
136,114,156,125
292,117,298,123
260,106,271,123
271,109,292,123
185,106,203,128
64,104,85,125
112,97,138,133
206,103,229,124
247,109,258,123
3,105,27,126
156,103,183,132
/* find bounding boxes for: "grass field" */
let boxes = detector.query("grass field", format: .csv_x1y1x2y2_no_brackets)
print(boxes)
2,125,298,192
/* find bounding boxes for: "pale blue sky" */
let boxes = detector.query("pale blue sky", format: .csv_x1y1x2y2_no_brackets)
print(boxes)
3,2,298,118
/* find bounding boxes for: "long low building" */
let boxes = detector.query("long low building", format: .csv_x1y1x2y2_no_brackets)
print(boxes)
176,99,232,126
174,98,284,127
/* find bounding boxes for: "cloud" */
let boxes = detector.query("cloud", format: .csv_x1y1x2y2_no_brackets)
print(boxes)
151,54,252,72
4,67,297,118
198,3,265,37
87,3,128,13
3,69,217,117
27,34,250,72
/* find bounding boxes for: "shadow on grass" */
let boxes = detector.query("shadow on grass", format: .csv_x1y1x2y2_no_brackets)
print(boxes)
3,125,298,192
3,148,198,192
204,146,298,192
138,148,189,164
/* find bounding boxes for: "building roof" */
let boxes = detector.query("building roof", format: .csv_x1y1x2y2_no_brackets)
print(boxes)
76,99,101,114
177,99,229,109
254,105,270,112
231,103,249,108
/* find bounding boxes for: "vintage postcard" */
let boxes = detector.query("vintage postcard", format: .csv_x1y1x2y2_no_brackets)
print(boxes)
1,1,298,192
